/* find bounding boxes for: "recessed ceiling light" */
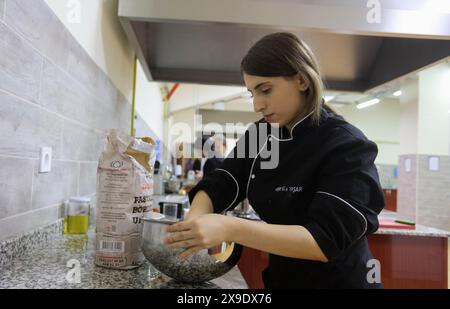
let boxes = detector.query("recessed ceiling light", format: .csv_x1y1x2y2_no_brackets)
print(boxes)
356,98,380,109
393,90,402,97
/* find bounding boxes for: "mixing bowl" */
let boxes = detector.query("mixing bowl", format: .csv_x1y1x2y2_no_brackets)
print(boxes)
141,212,242,283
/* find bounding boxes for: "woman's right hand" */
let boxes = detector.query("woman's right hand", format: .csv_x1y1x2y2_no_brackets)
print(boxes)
165,213,233,259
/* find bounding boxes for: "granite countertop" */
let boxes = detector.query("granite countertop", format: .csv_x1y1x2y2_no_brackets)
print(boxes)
375,225,450,237
0,225,247,289
376,210,450,238
229,210,450,238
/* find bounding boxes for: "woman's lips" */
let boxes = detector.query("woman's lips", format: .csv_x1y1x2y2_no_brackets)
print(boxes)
264,114,275,122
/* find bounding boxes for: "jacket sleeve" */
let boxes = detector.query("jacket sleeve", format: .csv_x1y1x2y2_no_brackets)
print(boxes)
202,159,214,178
188,131,251,214
303,126,385,261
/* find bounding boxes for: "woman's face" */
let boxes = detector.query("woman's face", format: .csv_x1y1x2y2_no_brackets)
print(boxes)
243,73,308,128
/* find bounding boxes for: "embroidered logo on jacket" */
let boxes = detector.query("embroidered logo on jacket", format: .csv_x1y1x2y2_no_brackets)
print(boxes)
275,186,303,193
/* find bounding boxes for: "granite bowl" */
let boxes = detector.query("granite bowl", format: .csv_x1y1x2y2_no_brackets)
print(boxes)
141,212,242,283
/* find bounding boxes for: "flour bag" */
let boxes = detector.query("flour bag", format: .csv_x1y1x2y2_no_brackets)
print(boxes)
95,129,155,269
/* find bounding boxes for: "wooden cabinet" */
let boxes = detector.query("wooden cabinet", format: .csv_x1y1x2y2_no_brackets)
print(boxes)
368,234,448,289
237,247,269,289
237,234,448,289
383,189,397,212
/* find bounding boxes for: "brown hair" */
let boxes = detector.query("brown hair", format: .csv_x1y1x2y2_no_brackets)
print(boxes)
241,32,336,124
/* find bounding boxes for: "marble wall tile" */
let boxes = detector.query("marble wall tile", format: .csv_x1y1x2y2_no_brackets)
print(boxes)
61,122,103,162
4,0,70,70
0,0,5,21
0,91,62,159
31,160,78,210
0,157,33,219
78,162,97,197
397,155,417,221
0,22,42,102
0,0,132,242
416,155,450,230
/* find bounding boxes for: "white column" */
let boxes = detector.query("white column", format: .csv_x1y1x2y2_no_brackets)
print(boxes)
399,78,419,155
417,63,450,156
399,62,450,155
397,61,450,228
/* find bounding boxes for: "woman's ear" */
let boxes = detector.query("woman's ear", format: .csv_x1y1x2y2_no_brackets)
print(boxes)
297,73,309,91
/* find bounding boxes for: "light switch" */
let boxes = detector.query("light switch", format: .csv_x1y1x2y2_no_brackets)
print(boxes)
429,156,439,171
39,147,52,173
404,158,411,172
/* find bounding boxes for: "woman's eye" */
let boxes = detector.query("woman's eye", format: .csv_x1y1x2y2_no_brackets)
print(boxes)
261,89,271,95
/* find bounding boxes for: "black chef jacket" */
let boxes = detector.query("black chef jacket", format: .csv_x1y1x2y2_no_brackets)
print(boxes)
189,106,385,289
203,157,225,178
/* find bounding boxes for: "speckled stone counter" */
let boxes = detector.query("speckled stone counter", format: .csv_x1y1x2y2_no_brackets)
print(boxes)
229,210,450,238
0,220,64,267
376,210,450,238
0,227,247,289
375,224,450,237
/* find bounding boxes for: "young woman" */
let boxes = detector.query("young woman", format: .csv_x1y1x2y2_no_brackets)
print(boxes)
165,32,385,288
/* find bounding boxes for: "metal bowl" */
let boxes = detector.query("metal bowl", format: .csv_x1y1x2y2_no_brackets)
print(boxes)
141,212,242,283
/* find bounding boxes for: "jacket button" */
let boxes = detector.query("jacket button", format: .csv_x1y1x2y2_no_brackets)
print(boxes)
251,174,255,179
268,137,272,142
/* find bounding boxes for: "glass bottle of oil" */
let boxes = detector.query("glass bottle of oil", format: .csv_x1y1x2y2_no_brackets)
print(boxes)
64,197,90,234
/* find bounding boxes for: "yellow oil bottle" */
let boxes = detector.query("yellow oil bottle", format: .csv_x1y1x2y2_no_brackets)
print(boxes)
64,214,89,234
64,197,91,234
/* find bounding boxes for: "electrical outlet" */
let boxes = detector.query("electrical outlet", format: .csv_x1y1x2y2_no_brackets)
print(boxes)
39,147,52,173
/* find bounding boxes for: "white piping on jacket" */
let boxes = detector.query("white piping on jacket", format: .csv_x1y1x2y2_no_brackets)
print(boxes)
215,168,240,213
246,110,315,199
316,191,368,240
271,110,315,142
246,138,269,199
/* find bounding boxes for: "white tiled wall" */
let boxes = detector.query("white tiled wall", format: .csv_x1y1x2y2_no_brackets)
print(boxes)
416,155,450,231
0,0,142,241
397,154,450,231
397,155,418,221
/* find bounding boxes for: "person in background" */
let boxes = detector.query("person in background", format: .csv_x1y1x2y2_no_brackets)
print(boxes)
202,134,227,178
192,134,227,179
192,136,209,179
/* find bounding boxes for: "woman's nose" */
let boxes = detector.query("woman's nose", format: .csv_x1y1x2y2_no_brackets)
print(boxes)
253,98,265,113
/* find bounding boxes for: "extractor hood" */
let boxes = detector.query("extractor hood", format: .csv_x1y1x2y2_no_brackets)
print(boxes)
119,0,450,92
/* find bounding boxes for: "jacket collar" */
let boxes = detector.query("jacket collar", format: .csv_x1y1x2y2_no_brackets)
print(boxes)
280,106,331,140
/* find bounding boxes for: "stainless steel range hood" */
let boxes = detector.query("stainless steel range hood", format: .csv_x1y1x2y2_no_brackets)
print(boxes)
119,0,450,92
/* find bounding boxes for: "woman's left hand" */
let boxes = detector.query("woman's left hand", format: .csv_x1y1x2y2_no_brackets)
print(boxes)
165,214,232,259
